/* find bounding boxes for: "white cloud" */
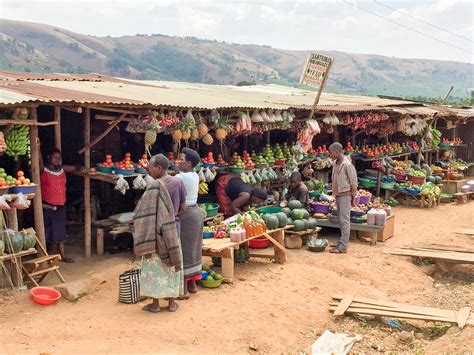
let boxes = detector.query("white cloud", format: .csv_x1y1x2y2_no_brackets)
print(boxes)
0,0,472,62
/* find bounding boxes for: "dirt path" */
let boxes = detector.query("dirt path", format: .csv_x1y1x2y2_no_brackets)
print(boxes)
1,202,473,354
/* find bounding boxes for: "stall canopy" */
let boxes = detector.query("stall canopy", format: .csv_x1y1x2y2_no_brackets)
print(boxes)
0,70,472,120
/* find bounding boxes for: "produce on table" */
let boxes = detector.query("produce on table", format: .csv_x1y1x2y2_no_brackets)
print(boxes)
138,154,149,168
217,154,227,166
116,153,134,171
3,230,23,254
21,230,37,250
0,132,7,154
202,152,216,165
420,182,441,207
0,169,32,188
99,154,114,168
198,182,209,195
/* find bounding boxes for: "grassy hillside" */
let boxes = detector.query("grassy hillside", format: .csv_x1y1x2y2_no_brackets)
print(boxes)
0,19,472,98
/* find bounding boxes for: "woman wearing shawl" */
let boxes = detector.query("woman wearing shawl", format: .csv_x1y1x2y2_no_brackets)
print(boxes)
177,148,204,298
133,156,184,313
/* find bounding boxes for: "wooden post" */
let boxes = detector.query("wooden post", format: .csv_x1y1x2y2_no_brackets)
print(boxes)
54,106,61,151
308,59,333,120
96,228,104,256
5,208,18,231
84,108,91,258
333,126,340,142
29,108,46,250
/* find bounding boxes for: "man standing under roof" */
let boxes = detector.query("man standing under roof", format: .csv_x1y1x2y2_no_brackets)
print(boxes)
328,142,358,254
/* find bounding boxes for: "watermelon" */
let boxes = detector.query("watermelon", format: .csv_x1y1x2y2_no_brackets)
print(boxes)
290,209,305,220
307,218,318,230
265,214,279,230
22,232,37,250
4,232,23,254
413,164,421,171
305,181,315,191
293,220,305,232
302,220,309,231
426,176,436,184
301,209,310,220
288,200,302,210
281,207,291,217
287,218,294,225
275,212,288,228
435,176,442,184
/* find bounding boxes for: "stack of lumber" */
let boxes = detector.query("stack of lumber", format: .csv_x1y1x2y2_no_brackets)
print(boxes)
384,244,474,265
330,295,473,328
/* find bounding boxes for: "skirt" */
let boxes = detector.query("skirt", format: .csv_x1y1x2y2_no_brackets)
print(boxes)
216,175,233,217
140,254,184,299
178,205,204,279
43,205,67,244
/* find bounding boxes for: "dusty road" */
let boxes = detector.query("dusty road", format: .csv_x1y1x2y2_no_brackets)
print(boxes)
1,201,473,354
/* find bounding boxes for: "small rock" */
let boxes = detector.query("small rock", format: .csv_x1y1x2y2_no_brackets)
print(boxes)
371,344,379,350
249,282,257,288
399,331,414,344
249,343,258,351
55,280,89,302
238,277,247,282
270,312,277,318
415,332,424,340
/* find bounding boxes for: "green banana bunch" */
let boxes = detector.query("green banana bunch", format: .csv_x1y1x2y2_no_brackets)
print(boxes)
6,125,29,160
430,129,441,148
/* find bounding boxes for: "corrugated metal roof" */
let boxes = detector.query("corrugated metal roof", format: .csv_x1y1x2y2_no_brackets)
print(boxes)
0,71,471,119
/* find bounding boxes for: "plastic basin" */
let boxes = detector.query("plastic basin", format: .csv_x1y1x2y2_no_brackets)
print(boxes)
230,167,245,173
10,185,36,194
203,231,214,239
202,203,219,217
249,237,270,249
258,206,282,214
31,286,61,305
200,278,223,288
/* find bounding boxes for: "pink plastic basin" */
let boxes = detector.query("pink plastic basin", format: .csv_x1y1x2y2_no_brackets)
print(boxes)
31,286,61,305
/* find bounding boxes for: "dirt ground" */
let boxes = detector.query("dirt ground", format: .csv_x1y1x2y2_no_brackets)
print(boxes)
1,201,473,354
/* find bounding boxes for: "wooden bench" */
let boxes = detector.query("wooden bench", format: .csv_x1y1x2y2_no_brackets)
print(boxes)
0,248,37,288
93,219,131,255
316,215,395,245
202,227,288,283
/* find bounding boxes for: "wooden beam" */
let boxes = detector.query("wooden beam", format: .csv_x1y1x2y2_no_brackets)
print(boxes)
0,119,57,126
84,108,92,258
78,113,126,154
62,106,83,114
54,106,61,151
29,108,46,251
88,106,146,115
334,295,354,316
95,114,135,122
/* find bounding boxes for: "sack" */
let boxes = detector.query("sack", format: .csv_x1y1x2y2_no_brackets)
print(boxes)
118,268,144,304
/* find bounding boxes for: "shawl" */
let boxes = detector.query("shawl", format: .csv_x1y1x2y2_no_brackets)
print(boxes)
133,179,183,270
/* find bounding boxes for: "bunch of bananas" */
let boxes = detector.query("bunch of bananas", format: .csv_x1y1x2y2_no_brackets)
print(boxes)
430,129,442,148
198,182,209,195
6,125,29,160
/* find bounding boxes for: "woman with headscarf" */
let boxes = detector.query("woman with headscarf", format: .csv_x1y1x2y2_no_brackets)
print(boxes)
176,148,204,298
134,155,184,313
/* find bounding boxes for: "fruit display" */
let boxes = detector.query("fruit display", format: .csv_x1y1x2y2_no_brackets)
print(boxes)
116,153,134,171
0,169,32,188
216,154,227,166
5,124,29,160
138,154,149,169
215,117,232,142
273,144,286,163
232,156,245,169
3,230,24,254
202,152,216,166
198,182,209,195
230,211,267,237
255,154,268,167
263,144,275,163
203,224,227,239
99,154,114,168
278,200,318,232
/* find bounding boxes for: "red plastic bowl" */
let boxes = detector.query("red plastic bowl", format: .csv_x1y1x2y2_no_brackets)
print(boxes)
31,286,61,305
249,237,270,249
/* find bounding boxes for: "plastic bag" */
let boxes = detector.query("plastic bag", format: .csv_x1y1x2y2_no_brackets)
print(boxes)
248,171,257,185
11,193,30,210
198,168,206,182
254,170,262,183
144,174,155,186
132,175,147,190
251,109,263,123
0,194,12,210
274,110,283,122
210,109,220,123
260,110,270,123
204,168,215,182
185,109,195,124
115,175,130,195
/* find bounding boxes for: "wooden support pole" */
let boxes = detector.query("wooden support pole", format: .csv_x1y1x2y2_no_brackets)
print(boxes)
29,108,46,251
84,108,92,258
54,106,61,151
78,113,126,154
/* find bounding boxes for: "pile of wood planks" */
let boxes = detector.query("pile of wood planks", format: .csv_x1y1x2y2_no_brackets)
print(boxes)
384,244,474,265
330,295,473,328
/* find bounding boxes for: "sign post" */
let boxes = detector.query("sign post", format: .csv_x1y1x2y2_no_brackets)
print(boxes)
299,53,333,119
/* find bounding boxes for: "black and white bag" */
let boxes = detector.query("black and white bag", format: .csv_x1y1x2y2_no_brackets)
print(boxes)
118,268,143,304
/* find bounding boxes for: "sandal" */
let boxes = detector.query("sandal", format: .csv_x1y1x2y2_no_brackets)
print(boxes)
60,257,75,263
142,304,160,313
168,302,179,312
330,248,347,254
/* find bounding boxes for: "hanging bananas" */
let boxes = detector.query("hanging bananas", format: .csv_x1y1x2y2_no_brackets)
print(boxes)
198,182,209,195
6,125,29,160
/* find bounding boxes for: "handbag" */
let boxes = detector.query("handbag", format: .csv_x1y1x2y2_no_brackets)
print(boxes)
118,268,144,304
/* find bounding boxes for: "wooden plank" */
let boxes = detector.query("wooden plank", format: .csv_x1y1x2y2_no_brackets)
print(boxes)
220,248,234,284
457,307,471,329
28,265,59,277
0,248,37,261
29,108,46,251
412,244,474,254
96,228,104,256
0,119,57,126
5,208,18,231
334,295,354,316
263,233,286,255
329,306,456,323
248,253,275,259
78,113,126,154
54,106,61,151
84,107,91,258
385,248,474,263
454,228,474,236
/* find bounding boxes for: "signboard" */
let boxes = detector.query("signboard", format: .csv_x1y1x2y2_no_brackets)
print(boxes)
299,52,332,89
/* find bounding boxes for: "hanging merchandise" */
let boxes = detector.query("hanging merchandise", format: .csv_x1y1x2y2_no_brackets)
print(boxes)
159,112,180,129
5,124,29,161
11,193,30,210
198,168,206,183
204,168,215,182
115,175,130,195
144,111,161,155
178,110,197,141
197,114,209,137
267,109,277,123
132,175,147,190
307,119,321,134
0,194,12,210
198,182,209,195
260,110,271,123
0,132,7,154
330,113,340,125
240,171,250,184
144,174,155,186
322,113,331,125
202,133,214,146
210,109,220,123
248,171,257,185
250,109,264,123
126,117,148,134
274,110,283,122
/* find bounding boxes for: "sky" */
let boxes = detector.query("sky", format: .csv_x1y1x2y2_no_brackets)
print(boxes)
1,0,473,63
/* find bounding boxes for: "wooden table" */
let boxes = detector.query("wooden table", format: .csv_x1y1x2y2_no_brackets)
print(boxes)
316,215,395,245
92,219,131,255
202,227,288,283
0,248,37,288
